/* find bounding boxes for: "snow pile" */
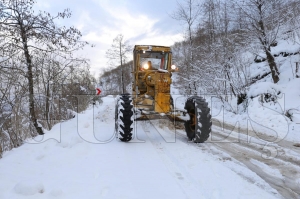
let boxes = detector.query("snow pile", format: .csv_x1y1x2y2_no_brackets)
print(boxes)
247,82,282,99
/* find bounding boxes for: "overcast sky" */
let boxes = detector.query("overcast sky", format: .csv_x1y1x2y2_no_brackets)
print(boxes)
35,0,185,75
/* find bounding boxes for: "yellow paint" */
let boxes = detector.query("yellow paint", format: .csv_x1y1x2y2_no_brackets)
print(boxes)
132,45,173,113
155,93,170,113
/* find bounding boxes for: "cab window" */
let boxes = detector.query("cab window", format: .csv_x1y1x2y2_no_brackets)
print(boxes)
139,52,169,70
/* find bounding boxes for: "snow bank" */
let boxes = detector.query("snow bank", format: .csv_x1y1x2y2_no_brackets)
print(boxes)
248,82,282,99
272,40,300,55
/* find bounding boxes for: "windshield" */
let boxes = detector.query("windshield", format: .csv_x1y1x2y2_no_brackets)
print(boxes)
139,52,169,70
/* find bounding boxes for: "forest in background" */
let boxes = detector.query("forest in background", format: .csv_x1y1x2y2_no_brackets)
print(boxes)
100,0,300,106
0,0,96,157
1,0,300,157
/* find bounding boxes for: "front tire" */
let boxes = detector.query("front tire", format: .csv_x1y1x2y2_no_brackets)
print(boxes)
115,94,134,142
184,96,212,143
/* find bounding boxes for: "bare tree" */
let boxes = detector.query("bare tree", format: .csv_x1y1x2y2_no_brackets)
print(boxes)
171,0,201,47
0,0,89,135
105,34,131,94
33,51,90,130
170,0,202,94
172,0,254,104
233,0,289,83
201,0,219,46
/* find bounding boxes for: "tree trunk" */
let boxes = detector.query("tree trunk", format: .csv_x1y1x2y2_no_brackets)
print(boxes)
45,82,51,130
21,27,44,135
265,49,280,83
226,70,236,97
256,3,280,84
193,81,197,95
296,62,299,78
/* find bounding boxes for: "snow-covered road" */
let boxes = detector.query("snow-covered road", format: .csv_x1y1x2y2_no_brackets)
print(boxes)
205,121,300,199
0,96,298,199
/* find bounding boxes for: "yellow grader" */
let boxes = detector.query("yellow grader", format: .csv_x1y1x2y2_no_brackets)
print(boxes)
115,45,212,142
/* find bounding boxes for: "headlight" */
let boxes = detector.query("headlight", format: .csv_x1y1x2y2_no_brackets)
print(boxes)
143,63,149,70
171,65,176,70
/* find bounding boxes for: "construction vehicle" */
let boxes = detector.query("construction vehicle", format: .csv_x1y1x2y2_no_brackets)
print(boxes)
115,45,212,142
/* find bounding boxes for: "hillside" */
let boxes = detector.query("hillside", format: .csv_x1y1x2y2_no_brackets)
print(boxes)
199,34,300,146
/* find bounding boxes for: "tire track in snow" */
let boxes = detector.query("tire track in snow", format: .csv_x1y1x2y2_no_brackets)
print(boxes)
140,121,205,199
209,127,300,199
142,120,282,198
211,120,300,166
172,123,300,199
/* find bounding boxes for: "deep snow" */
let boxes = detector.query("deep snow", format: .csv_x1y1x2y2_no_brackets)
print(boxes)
1,33,300,199
0,96,282,199
198,47,300,145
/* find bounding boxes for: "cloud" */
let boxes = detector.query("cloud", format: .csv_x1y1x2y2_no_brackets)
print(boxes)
134,33,184,46
35,0,184,75
91,1,160,40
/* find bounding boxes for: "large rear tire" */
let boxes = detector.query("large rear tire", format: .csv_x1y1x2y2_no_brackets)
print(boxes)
184,96,212,143
115,94,134,142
